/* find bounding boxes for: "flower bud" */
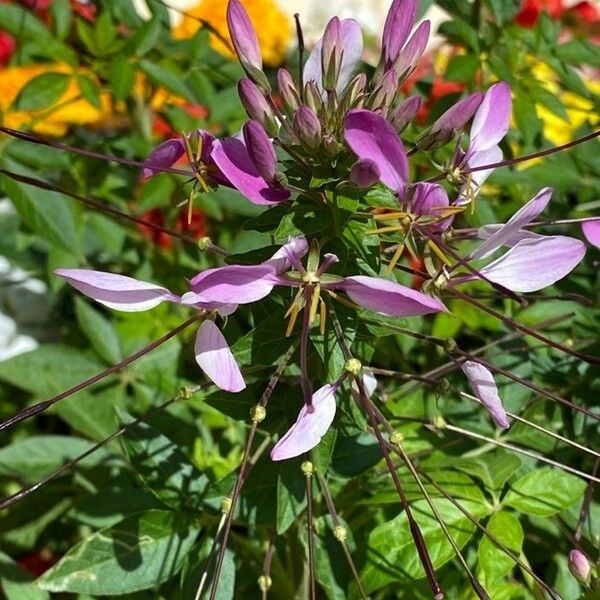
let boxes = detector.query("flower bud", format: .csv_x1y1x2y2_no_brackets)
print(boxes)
391,95,422,133
369,69,399,113
321,17,343,92
304,81,323,114
238,78,279,137
293,105,322,149
343,73,367,107
143,138,185,178
243,120,278,183
416,92,484,151
350,159,380,188
277,68,301,113
569,550,591,584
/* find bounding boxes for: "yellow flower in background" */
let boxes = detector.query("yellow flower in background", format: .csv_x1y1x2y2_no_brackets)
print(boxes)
174,0,292,66
0,64,112,137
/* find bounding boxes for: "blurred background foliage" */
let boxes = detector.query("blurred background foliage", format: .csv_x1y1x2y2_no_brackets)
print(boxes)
0,0,599,598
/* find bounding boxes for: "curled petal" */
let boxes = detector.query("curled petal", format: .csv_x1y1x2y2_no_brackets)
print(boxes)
55,269,177,312
479,235,586,292
337,275,446,317
469,82,512,154
461,361,509,429
267,237,309,274
270,384,337,461
211,138,290,205
471,187,553,260
344,109,408,194
143,138,185,178
582,219,600,248
195,320,245,393
189,264,278,304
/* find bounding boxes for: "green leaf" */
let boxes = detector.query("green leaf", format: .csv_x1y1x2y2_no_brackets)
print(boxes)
140,60,195,102
276,461,307,534
362,499,489,593
0,3,52,39
0,435,112,482
13,72,71,111
0,550,50,600
454,450,523,491
128,16,162,56
503,468,586,516
555,39,600,68
38,510,199,595
485,0,520,23
332,433,381,477
121,418,210,510
76,74,102,109
75,297,123,364
478,511,524,581
0,174,78,253
445,54,480,83
50,0,72,39
109,56,136,100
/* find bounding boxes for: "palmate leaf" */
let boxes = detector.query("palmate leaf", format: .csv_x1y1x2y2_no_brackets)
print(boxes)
38,510,199,595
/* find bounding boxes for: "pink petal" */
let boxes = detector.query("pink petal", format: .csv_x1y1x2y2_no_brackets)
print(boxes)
409,182,451,231
344,109,408,193
469,82,512,154
270,384,337,461
382,0,418,68
304,18,363,94
266,237,309,274
211,138,290,205
472,187,553,260
195,320,245,393
189,264,278,304
461,361,509,429
582,219,600,248
338,275,446,317
55,269,177,312
479,236,586,292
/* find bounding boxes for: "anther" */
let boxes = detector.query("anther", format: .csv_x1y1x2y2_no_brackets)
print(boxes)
258,575,272,592
250,405,267,423
301,461,314,477
333,525,347,542
344,358,362,376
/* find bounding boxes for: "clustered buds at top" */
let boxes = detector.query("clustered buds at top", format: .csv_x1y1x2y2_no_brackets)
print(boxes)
368,69,400,115
321,17,343,92
293,105,322,149
277,68,301,113
381,0,418,72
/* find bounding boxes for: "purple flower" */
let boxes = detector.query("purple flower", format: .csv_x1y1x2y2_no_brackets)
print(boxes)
461,361,509,429
304,18,363,95
182,237,446,317
211,126,290,205
392,20,430,81
582,219,600,248
277,68,301,113
226,0,261,73
54,269,245,393
382,0,419,71
408,183,452,232
457,82,512,203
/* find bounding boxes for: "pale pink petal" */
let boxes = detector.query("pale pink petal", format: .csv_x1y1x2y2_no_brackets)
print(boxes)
337,275,446,317
266,237,309,274
189,264,278,304
477,224,544,249
270,384,337,461
211,138,290,205
479,236,586,292
469,82,512,154
472,187,553,260
195,320,245,393
344,109,408,193
461,361,509,429
55,269,177,312
582,219,600,248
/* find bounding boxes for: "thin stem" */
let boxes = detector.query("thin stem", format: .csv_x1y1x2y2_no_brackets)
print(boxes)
260,536,276,600
305,470,317,600
576,458,600,542
194,512,228,600
300,288,314,407
316,473,368,600
0,126,193,177
443,424,600,483
0,316,200,433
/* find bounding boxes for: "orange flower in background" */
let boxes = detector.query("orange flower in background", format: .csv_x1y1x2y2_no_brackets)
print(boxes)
173,0,292,66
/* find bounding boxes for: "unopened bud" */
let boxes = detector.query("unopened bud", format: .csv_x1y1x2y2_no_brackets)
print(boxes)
333,525,347,542
390,431,404,445
243,120,278,183
250,404,267,423
301,461,314,477
369,69,399,113
238,78,279,137
443,338,458,355
321,17,343,92
416,92,484,151
304,81,323,114
177,386,192,400
344,73,367,107
344,358,362,375
391,95,422,133
323,134,340,157
350,159,381,189
278,68,301,113
258,575,272,592
569,550,591,584
198,236,212,251
293,105,322,149
221,497,232,514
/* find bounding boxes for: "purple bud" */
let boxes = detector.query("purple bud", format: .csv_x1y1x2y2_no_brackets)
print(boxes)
569,550,591,584
304,81,324,114
350,159,381,188
382,0,418,70
391,95,422,132
416,92,485,151
369,70,399,114
143,138,186,178
238,78,279,137
344,73,367,106
321,17,343,92
394,20,430,82
227,0,262,73
277,68,301,113
243,120,278,183
293,105,322,149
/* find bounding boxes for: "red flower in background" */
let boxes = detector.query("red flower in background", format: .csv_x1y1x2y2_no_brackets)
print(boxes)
0,30,15,65
569,1,600,23
138,206,209,250
515,0,565,27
